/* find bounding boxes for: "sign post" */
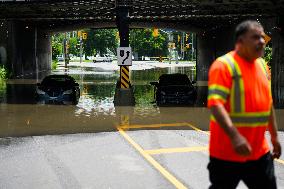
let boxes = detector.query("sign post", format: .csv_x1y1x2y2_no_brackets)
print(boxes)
117,47,132,89
114,2,135,106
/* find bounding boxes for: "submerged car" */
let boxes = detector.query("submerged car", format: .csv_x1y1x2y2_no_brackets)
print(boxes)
93,54,113,62
150,74,197,106
36,75,80,104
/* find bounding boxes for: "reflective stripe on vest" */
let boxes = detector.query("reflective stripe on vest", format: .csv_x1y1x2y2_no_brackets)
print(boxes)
210,112,270,127
212,53,270,127
217,54,245,113
208,84,230,102
257,58,269,80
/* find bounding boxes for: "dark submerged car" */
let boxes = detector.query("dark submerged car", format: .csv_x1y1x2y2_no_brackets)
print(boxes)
150,74,197,106
36,75,80,104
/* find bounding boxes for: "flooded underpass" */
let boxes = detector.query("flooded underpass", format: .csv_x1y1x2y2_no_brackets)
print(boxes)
0,61,284,189
0,62,211,137
0,62,283,137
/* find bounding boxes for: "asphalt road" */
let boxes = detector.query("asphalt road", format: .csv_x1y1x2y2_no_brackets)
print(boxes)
0,123,283,189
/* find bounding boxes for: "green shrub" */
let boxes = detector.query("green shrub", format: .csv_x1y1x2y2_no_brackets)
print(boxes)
0,65,7,80
264,46,272,69
52,60,58,70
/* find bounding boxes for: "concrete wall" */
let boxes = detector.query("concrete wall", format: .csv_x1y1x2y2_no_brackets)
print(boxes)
196,26,235,81
0,20,8,67
271,17,284,108
37,30,52,77
6,21,51,78
195,26,235,105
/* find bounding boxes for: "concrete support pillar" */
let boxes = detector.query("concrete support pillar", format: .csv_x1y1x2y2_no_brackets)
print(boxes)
114,6,135,106
0,20,8,67
196,26,234,106
6,21,51,79
271,17,284,108
36,30,52,79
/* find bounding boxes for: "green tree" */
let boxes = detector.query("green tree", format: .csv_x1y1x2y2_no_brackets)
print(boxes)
91,29,119,56
51,34,63,60
130,28,168,58
264,46,272,68
68,37,78,56
83,29,95,58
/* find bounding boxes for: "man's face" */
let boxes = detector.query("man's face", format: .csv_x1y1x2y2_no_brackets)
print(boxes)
240,26,265,60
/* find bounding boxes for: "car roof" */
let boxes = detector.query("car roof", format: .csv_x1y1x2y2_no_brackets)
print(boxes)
41,75,76,83
45,74,72,78
158,74,191,85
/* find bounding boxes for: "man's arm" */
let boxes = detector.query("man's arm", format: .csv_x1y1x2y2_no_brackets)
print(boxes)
268,106,282,159
210,104,252,156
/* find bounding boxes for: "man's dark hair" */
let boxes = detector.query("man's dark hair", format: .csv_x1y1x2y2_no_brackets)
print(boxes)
235,20,263,42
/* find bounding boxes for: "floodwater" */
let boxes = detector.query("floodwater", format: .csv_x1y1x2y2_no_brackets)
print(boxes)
0,61,283,137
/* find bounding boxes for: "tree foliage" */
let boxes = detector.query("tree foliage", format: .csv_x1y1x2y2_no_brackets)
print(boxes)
51,28,195,60
264,46,272,68
51,34,63,60
130,28,168,57
91,29,119,56
68,37,78,56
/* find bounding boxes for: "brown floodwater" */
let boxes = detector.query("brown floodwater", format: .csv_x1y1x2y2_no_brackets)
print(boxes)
0,63,283,137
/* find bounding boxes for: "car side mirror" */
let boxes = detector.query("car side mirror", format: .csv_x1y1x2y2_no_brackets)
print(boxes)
74,83,79,86
36,83,41,86
150,81,158,86
191,80,196,84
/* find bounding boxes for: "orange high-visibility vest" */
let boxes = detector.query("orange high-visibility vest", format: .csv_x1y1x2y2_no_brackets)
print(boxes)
207,51,272,162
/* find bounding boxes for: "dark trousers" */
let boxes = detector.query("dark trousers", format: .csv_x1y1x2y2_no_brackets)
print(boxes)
208,152,277,189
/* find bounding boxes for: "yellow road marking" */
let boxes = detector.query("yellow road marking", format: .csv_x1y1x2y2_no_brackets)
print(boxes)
185,123,210,135
119,122,190,129
117,127,188,189
119,122,210,136
275,158,284,165
145,146,208,155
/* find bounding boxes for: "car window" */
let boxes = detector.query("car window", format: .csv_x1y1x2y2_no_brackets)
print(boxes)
159,75,191,86
42,76,75,86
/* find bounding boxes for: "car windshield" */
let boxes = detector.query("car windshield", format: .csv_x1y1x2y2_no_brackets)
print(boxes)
159,75,191,86
42,76,75,86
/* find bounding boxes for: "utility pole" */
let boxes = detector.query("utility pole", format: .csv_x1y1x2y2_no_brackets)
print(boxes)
168,32,173,64
63,33,67,69
191,33,194,61
181,32,185,60
80,34,83,65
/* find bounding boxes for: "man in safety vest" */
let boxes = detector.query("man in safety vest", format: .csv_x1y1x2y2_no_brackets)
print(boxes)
207,20,281,189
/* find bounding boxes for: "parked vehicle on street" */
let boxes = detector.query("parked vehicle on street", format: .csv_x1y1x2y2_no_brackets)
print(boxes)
150,73,197,106
35,75,80,105
57,55,64,62
93,54,113,62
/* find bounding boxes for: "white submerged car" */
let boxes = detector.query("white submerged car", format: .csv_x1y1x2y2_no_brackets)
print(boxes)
93,54,113,63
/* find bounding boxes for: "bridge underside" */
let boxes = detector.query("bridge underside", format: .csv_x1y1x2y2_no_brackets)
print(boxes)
0,0,284,107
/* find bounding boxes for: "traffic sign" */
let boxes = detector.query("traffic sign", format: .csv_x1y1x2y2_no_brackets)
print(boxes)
77,31,82,37
82,32,87,39
153,28,159,37
168,42,175,48
117,47,132,66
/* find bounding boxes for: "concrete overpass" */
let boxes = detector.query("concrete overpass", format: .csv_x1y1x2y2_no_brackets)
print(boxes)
0,0,284,107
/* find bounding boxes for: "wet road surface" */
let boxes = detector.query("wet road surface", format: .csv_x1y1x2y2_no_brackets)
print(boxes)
0,61,283,189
